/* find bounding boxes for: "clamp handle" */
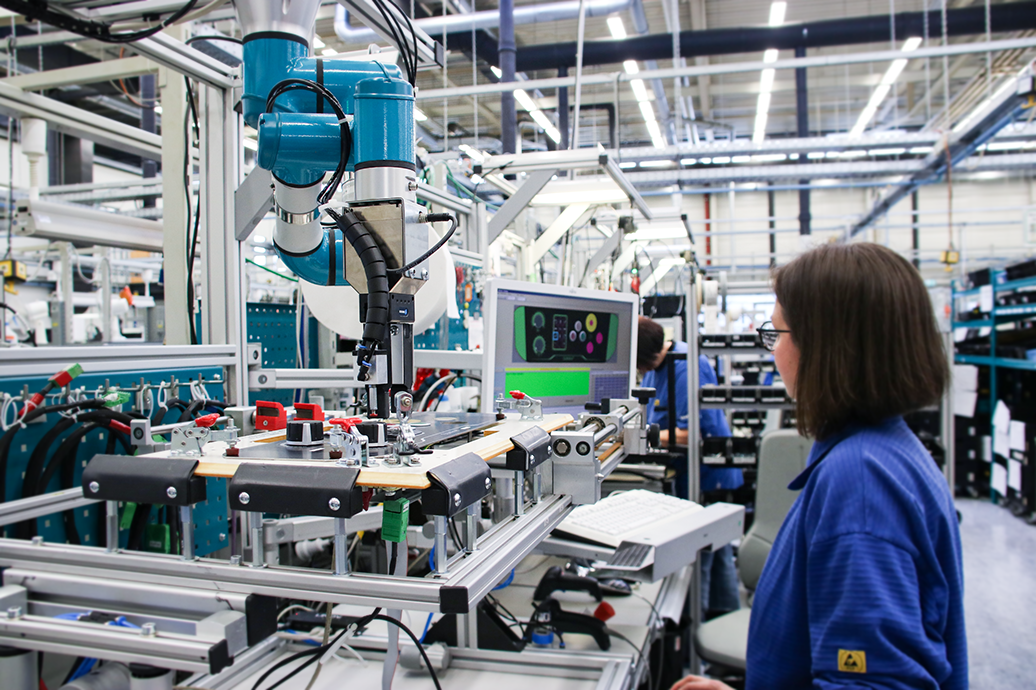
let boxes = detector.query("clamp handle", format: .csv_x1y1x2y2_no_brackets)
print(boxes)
330,417,363,432
194,413,220,428
510,390,526,400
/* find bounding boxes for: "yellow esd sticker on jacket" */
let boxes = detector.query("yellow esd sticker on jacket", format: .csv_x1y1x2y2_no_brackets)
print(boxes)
838,650,867,673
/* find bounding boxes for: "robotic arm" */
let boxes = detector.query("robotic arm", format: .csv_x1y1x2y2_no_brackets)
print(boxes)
236,0,447,418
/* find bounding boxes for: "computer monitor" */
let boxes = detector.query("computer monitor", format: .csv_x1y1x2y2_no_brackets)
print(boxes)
481,279,639,415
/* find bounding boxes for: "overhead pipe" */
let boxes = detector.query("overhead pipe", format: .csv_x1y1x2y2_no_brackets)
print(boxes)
794,45,810,236
333,0,634,46
513,1,1036,71
500,0,517,155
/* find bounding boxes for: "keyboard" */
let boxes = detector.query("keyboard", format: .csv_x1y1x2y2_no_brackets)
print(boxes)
555,490,704,547
606,543,653,570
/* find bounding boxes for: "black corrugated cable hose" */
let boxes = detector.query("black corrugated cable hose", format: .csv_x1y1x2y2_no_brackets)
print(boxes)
177,398,227,423
0,399,106,511
325,208,390,381
37,410,134,544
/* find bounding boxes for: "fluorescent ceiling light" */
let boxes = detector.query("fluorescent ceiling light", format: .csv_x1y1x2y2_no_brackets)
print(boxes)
253,246,267,253
532,177,628,206
902,36,923,52
868,147,906,155
321,48,337,56
619,161,638,169
607,16,627,39
732,155,752,163
639,101,656,122
491,66,502,78
242,137,258,151
849,37,921,136
623,60,639,75
680,158,697,165
514,89,537,112
712,156,731,164
909,146,933,154
806,151,825,159
529,110,562,143
458,144,484,162
414,106,428,121
630,79,650,102
752,153,787,162
753,92,771,143
759,68,775,93
639,160,674,168
644,119,665,149
753,3,785,145
312,36,325,49
253,235,267,244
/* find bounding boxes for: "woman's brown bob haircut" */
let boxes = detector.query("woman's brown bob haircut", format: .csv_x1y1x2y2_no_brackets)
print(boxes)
773,242,949,440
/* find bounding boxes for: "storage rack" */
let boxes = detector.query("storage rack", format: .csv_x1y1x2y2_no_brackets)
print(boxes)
952,269,1036,515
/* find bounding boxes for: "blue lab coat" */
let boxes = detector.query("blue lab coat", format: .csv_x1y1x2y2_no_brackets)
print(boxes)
641,341,744,491
747,416,967,690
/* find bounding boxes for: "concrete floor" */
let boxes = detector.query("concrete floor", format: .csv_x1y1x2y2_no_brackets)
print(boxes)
956,498,1036,690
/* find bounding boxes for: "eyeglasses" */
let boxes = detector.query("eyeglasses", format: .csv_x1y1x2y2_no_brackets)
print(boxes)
757,321,790,352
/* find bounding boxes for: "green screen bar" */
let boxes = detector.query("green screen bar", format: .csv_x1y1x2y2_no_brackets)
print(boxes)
505,368,591,398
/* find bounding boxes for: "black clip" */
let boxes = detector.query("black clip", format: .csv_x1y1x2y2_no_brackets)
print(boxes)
423,452,491,517
228,463,363,518
504,426,552,472
82,455,206,506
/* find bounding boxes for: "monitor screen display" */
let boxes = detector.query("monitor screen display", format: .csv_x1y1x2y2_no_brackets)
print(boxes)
483,281,638,416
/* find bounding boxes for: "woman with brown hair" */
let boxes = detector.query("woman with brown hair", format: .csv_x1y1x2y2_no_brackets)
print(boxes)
673,243,967,690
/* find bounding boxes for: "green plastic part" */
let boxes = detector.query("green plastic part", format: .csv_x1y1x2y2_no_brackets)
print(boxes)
102,390,131,408
381,497,410,543
119,502,137,531
145,523,170,553
65,363,84,380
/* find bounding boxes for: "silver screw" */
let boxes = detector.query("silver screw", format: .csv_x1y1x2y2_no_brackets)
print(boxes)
88,481,100,493
30,536,43,546
230,555,242,565
6,607,22,619
166,487,177,499
328,497,341,512
485,478,492,490
453,492,462,507
140,622,157,637
238,492,250,505
219,533,227,542
408,180,418,192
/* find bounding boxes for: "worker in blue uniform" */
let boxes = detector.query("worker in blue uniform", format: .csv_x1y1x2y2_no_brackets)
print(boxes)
671,243,965,690
638,316,743,617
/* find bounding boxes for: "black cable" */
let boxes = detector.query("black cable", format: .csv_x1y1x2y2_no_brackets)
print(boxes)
126,502,153,552
0,400,105,512
184,77,201,345
264,79,351,206
185,34,242,45
389,215,456,275
0,0,199,44
369,614,443,690
0,303,15,313
253,608,383,690
389,539,399,574
368,0,416,85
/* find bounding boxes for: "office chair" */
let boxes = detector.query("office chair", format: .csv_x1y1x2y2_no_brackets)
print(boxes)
693,428,813,671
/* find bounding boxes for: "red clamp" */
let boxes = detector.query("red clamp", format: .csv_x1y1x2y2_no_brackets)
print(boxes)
294,402,324,422
194,413,220,428
329,417,363,432
255,401,287,431
509,390,526,400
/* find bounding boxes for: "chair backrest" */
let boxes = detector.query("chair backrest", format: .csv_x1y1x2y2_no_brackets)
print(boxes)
738,428,812,591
